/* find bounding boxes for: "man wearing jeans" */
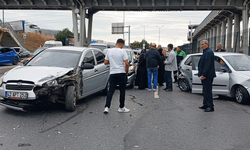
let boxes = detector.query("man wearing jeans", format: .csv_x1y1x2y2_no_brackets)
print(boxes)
103,39,130,114
163,44,177,92
144,43,161,92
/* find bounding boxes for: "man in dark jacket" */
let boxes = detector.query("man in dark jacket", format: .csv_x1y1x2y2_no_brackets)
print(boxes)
198,40,216,112
215,43,226,52
144,43,161,92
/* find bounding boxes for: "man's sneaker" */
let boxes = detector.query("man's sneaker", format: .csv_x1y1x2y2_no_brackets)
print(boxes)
148,89,152,92
103,107,109,114
118,107,130,113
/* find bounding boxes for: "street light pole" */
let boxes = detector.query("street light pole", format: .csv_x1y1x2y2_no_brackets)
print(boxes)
156,25,163,45
141,25,148,45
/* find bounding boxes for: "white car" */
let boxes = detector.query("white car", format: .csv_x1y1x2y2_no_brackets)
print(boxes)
0,46,110,111
178,52,250,104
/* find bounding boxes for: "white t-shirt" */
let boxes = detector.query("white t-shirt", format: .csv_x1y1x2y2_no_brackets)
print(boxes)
105,48,128,75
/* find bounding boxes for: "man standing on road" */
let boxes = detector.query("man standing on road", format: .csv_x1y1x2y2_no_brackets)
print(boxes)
173,46,186,83
103,39,130,114
215,43,226,52
198,40,216,112
144,43,161,92
163,44,177,92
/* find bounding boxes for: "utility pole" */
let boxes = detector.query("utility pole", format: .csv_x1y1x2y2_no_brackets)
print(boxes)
156,25,163,45
2,10,4,27
123,12,125,40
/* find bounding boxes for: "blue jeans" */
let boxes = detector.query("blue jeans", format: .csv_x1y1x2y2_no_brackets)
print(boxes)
165,71,172,90
147,68,158,90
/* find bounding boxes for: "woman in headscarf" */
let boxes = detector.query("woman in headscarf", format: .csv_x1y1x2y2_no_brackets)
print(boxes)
135,49,148,89
157,45,166,86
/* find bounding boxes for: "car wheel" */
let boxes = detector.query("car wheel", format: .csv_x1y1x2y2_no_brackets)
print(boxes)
12,57,19,65
235,86,249,104
65,86,77,111
178,78,190,92
102,80,110,95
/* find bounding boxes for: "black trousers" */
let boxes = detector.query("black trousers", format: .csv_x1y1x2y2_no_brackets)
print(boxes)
202,78,214,107
105,73,127,108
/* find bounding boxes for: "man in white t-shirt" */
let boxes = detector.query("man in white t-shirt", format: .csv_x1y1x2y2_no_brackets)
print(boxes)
103,39,130,114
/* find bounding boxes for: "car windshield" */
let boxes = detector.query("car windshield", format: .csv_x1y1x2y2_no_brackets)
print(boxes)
223,55,250,71
89,45,107,51
32,48,44,56
27,50,81,69
103,49,132,62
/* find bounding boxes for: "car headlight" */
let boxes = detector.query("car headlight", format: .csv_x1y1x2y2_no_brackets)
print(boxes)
129,66,134,72
43,79,58,87
0,76,3,87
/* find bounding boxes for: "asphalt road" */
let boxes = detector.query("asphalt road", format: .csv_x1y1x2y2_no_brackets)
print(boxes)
0,64,18,77
0,78,250,150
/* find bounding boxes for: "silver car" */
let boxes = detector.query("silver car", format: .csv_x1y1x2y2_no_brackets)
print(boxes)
178,52,250,104
103,48,137,88
0,46,110,111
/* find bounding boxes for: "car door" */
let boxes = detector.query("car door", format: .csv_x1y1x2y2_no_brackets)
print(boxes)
191,55,230,94
93,49,109,89
5,48,15,63
81,50,97,96
0,48,5,63
212,56,230,94
191,55,203,93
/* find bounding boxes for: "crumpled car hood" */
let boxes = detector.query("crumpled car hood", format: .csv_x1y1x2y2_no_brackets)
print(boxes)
3,66,74,85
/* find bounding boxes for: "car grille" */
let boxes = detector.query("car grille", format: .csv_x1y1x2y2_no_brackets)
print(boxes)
6,81,35,91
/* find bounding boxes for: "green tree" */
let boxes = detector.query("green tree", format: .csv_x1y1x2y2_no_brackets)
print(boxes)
55,28,74,46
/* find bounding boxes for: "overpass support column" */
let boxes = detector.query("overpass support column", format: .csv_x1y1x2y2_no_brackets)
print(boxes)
72,8,79,46
212,27,216,50
207,31,210,44
227,16,233,52
216,24,221,45
221,20,226,49
234,14,240,53
87,13,93,45
210,29,213,47
80,6,87,46
242,9,249,54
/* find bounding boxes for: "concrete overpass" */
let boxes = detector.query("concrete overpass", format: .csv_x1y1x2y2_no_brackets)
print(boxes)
0,0,249,51
189,9,250,54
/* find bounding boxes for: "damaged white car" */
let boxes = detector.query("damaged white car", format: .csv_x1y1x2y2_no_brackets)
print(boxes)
0,47,110,111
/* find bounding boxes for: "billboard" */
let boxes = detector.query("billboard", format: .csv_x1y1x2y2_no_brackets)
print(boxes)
112,23,124,34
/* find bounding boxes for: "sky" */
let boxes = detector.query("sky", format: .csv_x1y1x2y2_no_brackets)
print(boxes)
2,10,211,47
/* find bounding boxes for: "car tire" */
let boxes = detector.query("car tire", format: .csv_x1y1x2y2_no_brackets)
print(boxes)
178,78,190,92
235,86,249,104
102,80,109,95
12,57,19,65
128,80,134,89
65,86,77,111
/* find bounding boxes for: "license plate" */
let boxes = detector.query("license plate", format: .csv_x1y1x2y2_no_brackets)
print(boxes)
5,91,28,99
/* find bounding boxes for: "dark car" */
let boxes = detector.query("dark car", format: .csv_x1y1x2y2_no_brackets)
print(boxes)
0,47,19,65
20,47,47,63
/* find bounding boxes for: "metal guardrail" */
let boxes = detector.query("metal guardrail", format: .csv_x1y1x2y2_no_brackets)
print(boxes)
0,20,25,48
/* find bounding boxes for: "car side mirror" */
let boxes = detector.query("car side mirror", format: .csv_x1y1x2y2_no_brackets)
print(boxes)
81,62,94,70
23,59,29,65
220,66,228,73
